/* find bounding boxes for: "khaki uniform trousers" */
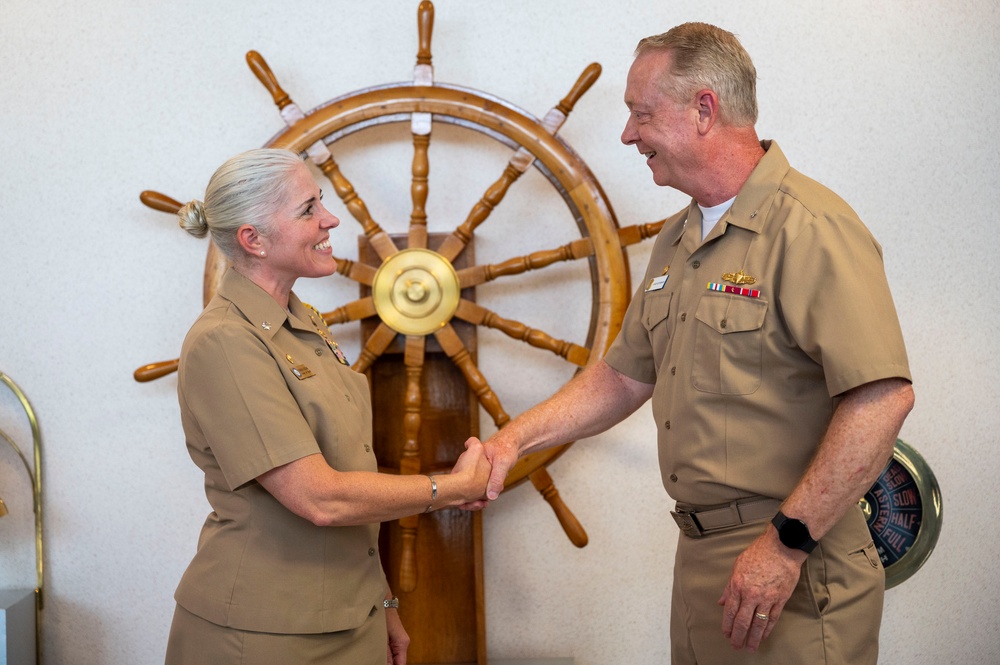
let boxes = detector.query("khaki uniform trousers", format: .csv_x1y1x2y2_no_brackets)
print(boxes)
670,505,883,665
164,603,387,665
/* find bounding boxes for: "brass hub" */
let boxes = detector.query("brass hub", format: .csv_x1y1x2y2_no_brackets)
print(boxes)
372,248,461,335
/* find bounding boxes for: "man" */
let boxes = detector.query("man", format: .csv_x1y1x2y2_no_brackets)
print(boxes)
482,22,914,664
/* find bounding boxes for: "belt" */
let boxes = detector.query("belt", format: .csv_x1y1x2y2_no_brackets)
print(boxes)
671,496,781,538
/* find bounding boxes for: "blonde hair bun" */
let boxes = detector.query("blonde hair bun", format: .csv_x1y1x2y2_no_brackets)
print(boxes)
177,200,209,238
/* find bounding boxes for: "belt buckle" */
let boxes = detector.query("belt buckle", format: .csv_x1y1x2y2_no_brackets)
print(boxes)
671,509,705,538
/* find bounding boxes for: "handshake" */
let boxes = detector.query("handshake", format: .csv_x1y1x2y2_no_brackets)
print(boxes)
448,434,518,510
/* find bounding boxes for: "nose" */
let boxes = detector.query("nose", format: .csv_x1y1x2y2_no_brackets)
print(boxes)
320,204,340,229
621,114,638,146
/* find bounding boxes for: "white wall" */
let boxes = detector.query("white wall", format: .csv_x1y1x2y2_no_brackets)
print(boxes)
1,0,997,663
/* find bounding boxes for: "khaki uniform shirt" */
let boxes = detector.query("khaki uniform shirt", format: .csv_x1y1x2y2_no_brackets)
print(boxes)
605,141,911,506
174,268,384,634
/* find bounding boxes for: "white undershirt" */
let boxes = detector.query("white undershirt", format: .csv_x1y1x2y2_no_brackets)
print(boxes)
699,196,736,241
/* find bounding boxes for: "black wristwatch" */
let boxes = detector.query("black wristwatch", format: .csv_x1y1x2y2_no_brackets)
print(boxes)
771,511,818,553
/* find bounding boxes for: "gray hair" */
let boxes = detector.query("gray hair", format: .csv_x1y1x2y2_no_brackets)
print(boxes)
177,148,304,260
635,22,758,127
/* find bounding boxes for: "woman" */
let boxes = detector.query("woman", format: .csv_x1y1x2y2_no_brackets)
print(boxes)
164,148,490,665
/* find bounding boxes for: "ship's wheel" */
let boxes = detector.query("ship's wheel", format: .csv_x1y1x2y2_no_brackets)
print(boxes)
134,2,663,661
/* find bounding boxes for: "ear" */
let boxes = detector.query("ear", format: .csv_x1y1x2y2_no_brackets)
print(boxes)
693,89,719,135
236,224,264,257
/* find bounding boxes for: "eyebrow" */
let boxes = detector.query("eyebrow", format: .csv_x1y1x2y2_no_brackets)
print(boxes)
296,193,321,213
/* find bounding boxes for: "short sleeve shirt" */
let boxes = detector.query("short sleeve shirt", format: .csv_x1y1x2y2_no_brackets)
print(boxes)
604,141,911,506
174,267,385,633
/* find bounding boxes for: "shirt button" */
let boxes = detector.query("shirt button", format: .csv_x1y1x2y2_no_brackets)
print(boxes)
364,444,371,453
692,261,701,269
368,547,376,557
314,348,324,356
664,420,671,430
680,313,687,322
670,366,676,375
669,474,678,482
720,319,728,328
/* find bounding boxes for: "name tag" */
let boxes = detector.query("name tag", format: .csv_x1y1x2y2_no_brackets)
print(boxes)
291,364,316,380
645,275,668,292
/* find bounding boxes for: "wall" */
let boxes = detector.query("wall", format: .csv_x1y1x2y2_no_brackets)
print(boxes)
1,0,997,663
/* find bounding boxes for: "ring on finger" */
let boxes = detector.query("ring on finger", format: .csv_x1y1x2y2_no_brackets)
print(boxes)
754,612,769,621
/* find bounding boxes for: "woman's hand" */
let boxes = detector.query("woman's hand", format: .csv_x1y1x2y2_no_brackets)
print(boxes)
385,600,409,664
451,437,491,508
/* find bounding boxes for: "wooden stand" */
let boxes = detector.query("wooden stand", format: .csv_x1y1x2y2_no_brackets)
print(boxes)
363,234,485,664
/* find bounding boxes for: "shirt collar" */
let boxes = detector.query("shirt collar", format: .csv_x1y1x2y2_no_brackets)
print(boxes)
671,139,790,248
724,139,790,234
215,267,301,338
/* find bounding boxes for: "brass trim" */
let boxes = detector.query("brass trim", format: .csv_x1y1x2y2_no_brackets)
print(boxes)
861,438,943,589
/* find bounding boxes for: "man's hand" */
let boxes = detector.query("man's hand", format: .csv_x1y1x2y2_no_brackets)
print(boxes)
718,529,805,651
483,431,520,501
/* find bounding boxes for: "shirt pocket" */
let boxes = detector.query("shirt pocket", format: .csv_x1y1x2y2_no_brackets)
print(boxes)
692,294,767,395
641,291,673,363
641,291,672,332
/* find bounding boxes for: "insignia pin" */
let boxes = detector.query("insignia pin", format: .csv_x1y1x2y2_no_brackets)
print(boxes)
722,270,756,286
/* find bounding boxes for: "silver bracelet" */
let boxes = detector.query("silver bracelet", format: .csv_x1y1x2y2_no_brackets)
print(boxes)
425,475,437,513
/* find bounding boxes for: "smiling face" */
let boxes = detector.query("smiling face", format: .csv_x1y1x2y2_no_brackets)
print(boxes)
621,49,702,194
260,162,340,290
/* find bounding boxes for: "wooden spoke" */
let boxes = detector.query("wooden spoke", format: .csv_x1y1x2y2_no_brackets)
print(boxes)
415,1,434,70
454,300,590,368
553,63,601,118
617,218,666,247
435,164,524,262
331,255,377,286
320,297,377,326
454,219,665,290
352,322,398,375
139,190,182,214
246,50,292,110
529,468,588,548
434,63,602,263
315,158,399,261
397,334,426,592
134,359,179,382
456,236,595,289
409,133,430,250
408,3,434,252
401,335,427,477
433,324,510,429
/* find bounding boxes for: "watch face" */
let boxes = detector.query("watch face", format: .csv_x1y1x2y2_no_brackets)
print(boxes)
779,517,810,548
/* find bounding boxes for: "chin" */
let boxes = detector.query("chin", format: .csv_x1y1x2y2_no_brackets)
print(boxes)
650,172,671,188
